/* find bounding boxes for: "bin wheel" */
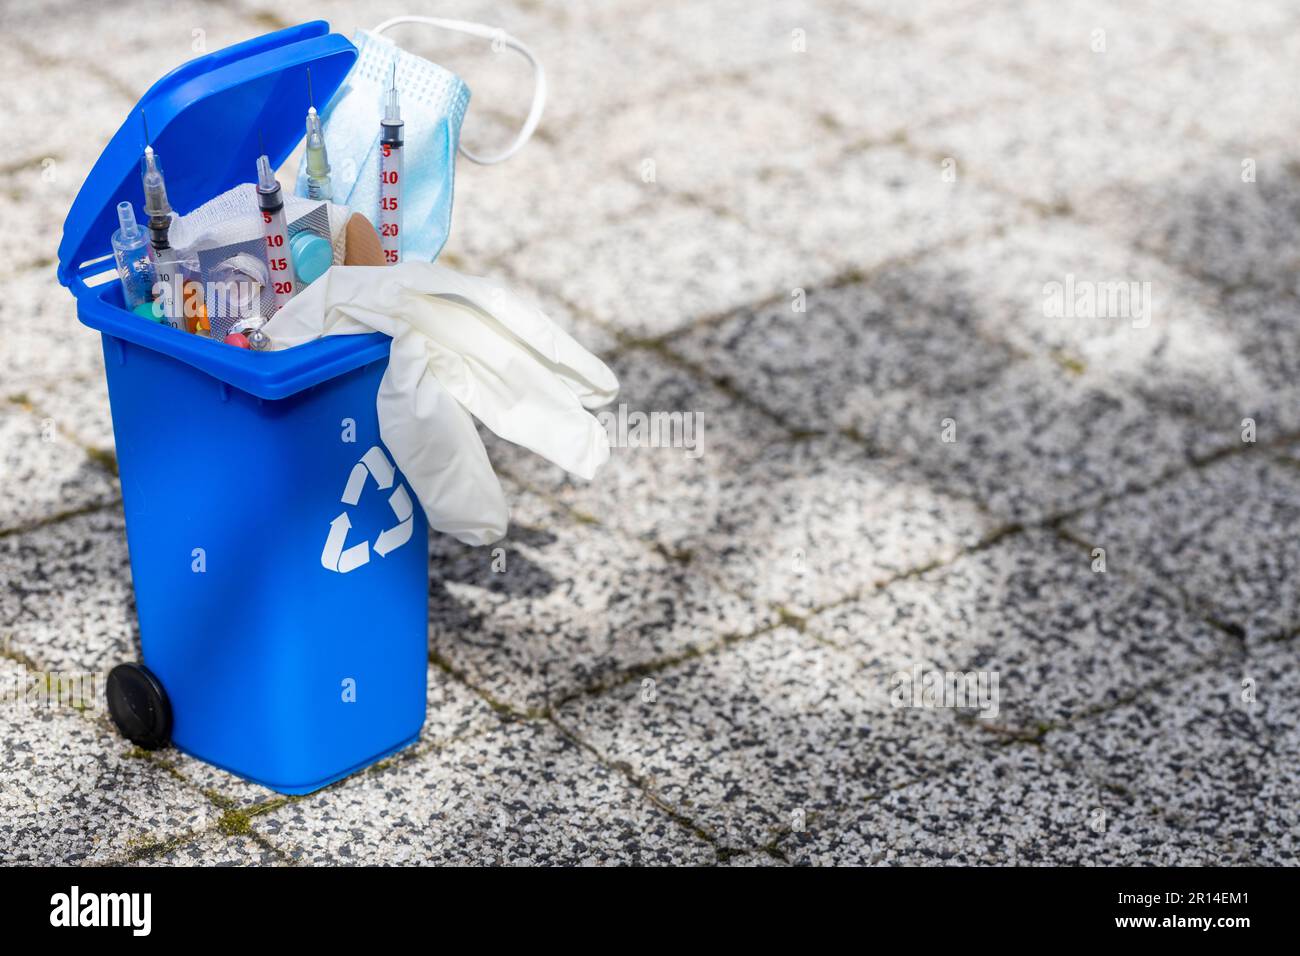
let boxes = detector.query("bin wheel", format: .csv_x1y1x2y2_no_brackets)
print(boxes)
106,663,172,750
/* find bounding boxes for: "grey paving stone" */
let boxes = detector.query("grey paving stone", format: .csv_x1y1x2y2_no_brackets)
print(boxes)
0,403,119,534
162,663,502,808
428,483,776,712
256,720,716,864
1078,146,1300,297
746,18,1034,141
877,356,1213,525
856,219,1265,438
706,144,1027,280
571,77,844,203
30,0,264,103
1246,637,1299,863
1043,659,1273,859
907,82,1212,213
1066,454,1300,643
0,508,135,676
1105,31,1300,152
919,0,1204,83
0,38,134,185
1136,284,1300,442
1152,0,1300,40
781,741,1236,865
484,346,791,551
808,529,1235,733
17,372,116,454
0,271,107,392
571,0,857,79
556,627,990,849
666,278,1018,440
441,122,647,268
129,831,290,866
720,850,788,867
506,199,801,339
0,660,219,864
672,435,997,615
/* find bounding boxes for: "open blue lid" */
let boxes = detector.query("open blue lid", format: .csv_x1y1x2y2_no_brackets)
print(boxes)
55,21,388,402
57,20,356,287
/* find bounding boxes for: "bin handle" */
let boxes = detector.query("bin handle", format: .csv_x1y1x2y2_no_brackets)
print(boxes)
372,14,546,166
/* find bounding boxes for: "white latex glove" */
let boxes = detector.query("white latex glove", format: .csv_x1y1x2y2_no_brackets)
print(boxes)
263,263,619,545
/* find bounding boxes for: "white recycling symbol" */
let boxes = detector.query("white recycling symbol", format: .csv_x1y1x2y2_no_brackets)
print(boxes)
320,445,414,574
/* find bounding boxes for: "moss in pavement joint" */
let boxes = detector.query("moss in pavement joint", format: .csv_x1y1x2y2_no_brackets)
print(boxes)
217,809,254,837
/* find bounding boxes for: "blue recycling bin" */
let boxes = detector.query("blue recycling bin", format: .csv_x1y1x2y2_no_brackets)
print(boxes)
55,22,431,794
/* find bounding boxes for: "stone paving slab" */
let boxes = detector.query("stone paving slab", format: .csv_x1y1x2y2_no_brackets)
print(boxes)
0,660,219,864
507,198,800,340
668,435,997,616
158,660,503,812
13,0,270,105
0,508,135,677
16,372,117,455
444,126,648,268
861,219,1265,433
1066,454,1300,643
1077,145,1300,297
807,529,1237,733
428,483,776,713
906,79,1217,214
0,403,118,535
575,0,856,79
920,0,1206,84
877,357,1217,525
1247,637,1300,863
667,278,1018,440
129,832,289,866
483,345,791,551
255,720,716,865
746,17,1035,142
574,78,846,203
1043,656,1281,862
780,740,1237,866
703,144,1028,281
556,627,991,850
1107,32,1300,152
1,274,107,393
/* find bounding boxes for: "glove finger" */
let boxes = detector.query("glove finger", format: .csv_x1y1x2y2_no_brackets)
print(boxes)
379,328,509,545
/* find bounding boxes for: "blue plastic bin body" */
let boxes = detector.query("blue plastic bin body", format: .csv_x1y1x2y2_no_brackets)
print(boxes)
56,23,430,794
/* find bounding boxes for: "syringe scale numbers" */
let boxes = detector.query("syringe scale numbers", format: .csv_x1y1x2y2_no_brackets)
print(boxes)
379,64,403,265
257,154,296,312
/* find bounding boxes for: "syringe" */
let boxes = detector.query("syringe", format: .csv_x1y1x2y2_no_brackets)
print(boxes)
140,122,183,329
304,67,332,201
379,63,403,265
111,201,155,312
256,150,296,313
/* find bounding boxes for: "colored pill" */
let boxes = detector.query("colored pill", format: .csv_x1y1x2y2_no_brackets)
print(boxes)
289,231,333,286
134,301,165,323
183,281,208,334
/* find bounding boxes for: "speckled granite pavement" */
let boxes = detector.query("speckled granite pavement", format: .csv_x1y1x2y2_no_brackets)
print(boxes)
2,0,1299,866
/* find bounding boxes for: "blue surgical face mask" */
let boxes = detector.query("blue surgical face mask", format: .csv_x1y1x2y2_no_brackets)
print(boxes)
297,17,546,263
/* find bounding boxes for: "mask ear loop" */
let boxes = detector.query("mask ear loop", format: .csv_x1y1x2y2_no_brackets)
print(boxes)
372,15,547,166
